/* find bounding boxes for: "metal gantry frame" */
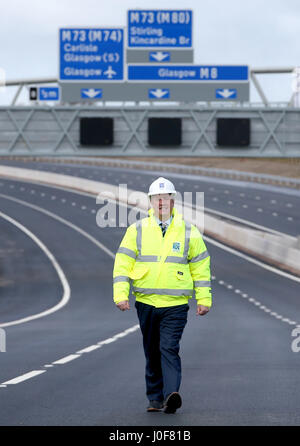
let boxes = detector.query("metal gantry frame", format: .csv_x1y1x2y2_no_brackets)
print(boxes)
0,105,299,156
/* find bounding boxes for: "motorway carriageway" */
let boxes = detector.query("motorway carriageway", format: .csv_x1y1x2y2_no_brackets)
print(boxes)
0,159,299,426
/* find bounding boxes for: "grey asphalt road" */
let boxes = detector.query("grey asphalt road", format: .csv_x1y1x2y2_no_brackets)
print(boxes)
0,171,299,426
1,159,299,236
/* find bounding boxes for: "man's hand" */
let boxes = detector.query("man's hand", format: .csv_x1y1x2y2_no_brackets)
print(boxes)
196,305,210,316
116,300,130,311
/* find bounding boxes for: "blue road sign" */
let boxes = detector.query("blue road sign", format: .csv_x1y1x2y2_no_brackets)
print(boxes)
148,88,170,99
128,65,249,82
149,51,170,62
128,10,192,48
81,88,103,99
39,87,60,101
59,28,124,81
216,88,237,99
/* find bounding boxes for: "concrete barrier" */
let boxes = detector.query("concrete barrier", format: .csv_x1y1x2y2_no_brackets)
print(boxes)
0,165,299,276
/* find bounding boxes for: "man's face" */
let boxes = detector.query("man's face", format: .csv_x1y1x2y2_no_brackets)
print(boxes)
150,193,174,221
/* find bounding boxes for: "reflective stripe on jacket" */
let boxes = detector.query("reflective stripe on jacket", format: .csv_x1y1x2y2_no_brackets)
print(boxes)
113,207,212,308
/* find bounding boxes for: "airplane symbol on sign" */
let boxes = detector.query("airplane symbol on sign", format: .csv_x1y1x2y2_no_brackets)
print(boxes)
104,66,117,79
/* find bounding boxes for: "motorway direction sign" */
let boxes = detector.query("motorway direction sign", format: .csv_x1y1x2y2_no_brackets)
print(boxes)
60,81,249,102
39,87,60,101
126,49,194,63
127,10,192,48
59,28,124,81
127,65,249,82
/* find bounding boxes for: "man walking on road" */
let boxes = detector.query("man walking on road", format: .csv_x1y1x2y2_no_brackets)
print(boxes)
113,177,212,413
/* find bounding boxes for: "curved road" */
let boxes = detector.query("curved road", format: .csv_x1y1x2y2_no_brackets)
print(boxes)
0,164,299,426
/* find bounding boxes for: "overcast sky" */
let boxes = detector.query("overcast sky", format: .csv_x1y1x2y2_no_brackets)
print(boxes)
1,0,299,104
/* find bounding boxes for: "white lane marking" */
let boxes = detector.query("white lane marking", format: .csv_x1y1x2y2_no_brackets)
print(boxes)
0,211,71,328
204,204,291,238
76,345,102,354
203,234,300,284
2,370,46,385
1,177,298,339
52,354,80,365
1,179,299,287
0,192,115,259
214,276,300,327
0,191,115,327
2,177,299,304
1,325,140,388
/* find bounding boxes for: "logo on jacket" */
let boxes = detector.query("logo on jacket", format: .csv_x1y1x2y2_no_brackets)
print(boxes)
172,242,181,252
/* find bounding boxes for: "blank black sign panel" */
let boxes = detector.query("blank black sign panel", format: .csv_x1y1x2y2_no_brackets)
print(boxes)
148,118,182,146
80,117,113,146
217,118,250,147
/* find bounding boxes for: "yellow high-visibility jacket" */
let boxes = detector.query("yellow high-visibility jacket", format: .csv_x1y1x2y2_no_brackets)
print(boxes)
113,207,212,308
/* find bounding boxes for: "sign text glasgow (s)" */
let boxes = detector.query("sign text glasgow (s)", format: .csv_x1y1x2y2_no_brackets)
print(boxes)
59,28,124,81
127,10,192,47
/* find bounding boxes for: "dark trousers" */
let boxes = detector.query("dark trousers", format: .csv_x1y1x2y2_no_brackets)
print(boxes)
135,301,189,402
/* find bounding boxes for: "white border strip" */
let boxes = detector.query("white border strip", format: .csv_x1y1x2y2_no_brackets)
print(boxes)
0,211,71,328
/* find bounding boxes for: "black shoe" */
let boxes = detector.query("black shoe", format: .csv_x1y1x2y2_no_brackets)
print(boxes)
163,392,182,414
147,400,164,412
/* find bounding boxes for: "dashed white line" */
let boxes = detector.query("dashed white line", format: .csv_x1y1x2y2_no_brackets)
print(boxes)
1,325,140,388
2,370,46,385
76,345,102,354
52,354,80,365
214,275,299,327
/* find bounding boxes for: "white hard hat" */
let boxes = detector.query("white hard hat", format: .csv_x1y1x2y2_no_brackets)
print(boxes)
148,177,176,196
